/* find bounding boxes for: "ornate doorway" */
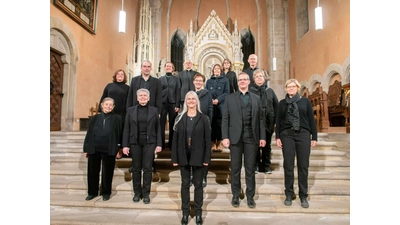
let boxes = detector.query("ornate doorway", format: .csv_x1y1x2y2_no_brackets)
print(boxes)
50,49,64,131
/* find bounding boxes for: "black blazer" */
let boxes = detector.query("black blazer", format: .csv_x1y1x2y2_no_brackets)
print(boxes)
159,74,181,108
178,69,197,102
171,113,211,167
126,75,162,114
221,91,266,144
122,105,162,147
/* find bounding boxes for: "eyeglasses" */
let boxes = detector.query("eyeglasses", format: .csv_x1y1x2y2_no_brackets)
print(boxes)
238,78,249,82
286,85,298,89
254,75,264,78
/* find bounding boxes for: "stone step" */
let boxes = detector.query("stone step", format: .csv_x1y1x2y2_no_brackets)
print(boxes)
50,206,350,225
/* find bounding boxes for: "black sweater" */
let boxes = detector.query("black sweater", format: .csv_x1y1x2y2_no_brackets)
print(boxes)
98,82,130,115
275,97,317,141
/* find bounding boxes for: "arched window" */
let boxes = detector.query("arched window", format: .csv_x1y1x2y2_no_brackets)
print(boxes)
171,33,185,72
241,31,255,70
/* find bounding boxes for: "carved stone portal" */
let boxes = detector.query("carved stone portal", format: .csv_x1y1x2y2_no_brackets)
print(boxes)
186,10,244,78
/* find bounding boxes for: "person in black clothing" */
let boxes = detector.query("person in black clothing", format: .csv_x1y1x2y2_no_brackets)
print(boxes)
171,91,211,225
122,88,162,204
242,54,259,87
193,73,213,188
159,62,181,149
222,72,266,209
222,58,238,93
249,69,278,174
83,97,123,201
178,59,197,106
205,64,230,152
275,79,317,209
98,69,130,158
126,60,162,171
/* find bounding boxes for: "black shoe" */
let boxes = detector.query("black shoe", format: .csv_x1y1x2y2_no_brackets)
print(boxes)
202,177,207,188
231,197,240,207
195,215,203,225
255,165,259,174
284,195,292,206
265,167,272,174
143,196,150,204
102,194,110,201
247,198,256,208
85,195,97,201
300,198,309,208
181,215,189,225
133,194,141,202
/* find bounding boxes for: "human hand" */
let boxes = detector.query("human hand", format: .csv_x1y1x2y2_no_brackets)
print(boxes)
222,138,230,148
259,140,266,147
122,147,130,156
311,140,317,147
155,146,162,153
175,107,180,112
173,163,178,166
83,153,88,158
276,139,282,148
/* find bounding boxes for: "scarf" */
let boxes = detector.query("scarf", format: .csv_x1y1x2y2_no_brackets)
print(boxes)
285,93,301,131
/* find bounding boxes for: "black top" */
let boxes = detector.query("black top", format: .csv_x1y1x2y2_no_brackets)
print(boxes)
98,82,129,115
275,97,318,141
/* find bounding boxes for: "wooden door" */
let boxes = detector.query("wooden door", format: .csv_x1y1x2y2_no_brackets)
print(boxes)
50,50,64,131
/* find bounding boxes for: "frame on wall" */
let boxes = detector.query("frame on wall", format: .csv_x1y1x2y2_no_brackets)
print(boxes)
54,0,98,34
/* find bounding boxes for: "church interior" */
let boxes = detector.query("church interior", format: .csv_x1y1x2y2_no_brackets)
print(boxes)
50,0,350,132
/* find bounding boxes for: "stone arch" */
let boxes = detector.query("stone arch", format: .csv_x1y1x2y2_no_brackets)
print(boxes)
50,17,79,131
321,63,343,91
197,47,227,78
342,56,350,84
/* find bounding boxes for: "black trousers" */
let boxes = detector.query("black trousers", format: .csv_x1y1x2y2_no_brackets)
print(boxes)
211,105,222,141
229,141,257,199
130,143,155,197
256,131,273,169
160,103,177,149
87,151,116,196
180,165,204,216
280,128,311,199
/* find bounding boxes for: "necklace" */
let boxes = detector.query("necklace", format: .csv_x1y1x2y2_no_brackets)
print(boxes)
102,113,111,129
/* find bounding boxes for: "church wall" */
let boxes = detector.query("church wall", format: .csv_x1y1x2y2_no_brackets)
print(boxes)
50,0,138,130
288,0,350,87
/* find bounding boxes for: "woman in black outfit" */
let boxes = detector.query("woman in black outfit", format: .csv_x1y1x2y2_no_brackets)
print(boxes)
83,97,123,201
171,91,211,225
98,69,130,158
222,58,238,93
275,79,317,209
122,88,162,204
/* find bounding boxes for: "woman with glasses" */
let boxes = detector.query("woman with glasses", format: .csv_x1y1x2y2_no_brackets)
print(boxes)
275,79,317,208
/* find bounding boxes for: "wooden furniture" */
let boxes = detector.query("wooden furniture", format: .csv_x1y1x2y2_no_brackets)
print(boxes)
327,81,350,128
308,86,329,132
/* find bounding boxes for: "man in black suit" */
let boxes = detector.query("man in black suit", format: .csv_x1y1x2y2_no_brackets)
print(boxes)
221,72,266,209
126,60,162,172
178,59,197,106
126,60,162,115
242,54,259,87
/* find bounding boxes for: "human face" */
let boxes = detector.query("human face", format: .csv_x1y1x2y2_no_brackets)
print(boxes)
286,82,299,96
165,63,174,73
101,100,115,114
116,71,125,82
248,54,258,68
141,62,152,76
137,91,150,106
237,74,250,91
186,94,198,109
253,72,265,86
184,60,193,70
223,60,231,70
193,77,204,90
213,65,221,76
